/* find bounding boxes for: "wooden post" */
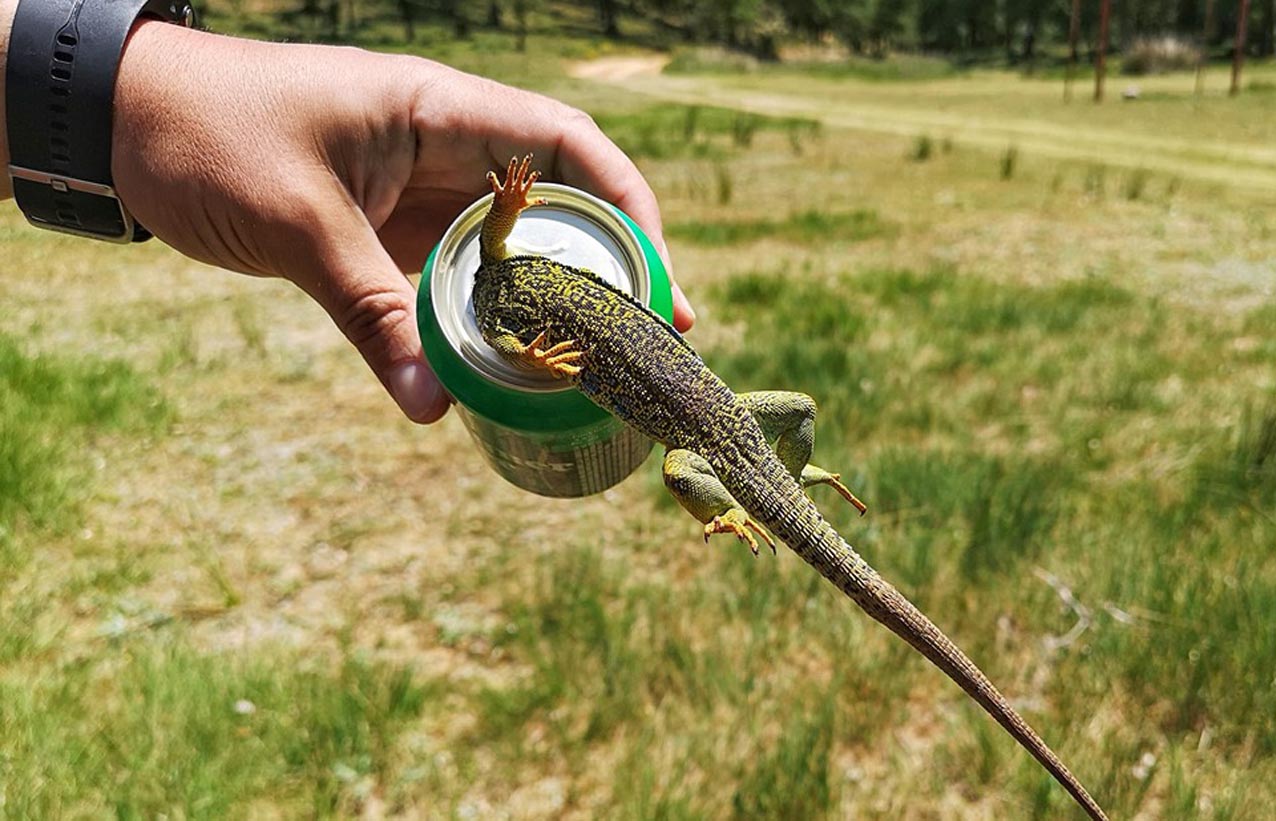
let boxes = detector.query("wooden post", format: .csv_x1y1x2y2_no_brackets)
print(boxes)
1095,0,1111,102
1197,0,1216,95
1233,0,1253,96
1065,0,1081,101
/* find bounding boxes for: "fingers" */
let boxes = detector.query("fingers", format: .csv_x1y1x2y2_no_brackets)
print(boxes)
294,194,451,425
521,108,697,332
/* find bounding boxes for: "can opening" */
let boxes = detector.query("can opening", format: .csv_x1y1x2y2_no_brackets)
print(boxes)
429,183,650,392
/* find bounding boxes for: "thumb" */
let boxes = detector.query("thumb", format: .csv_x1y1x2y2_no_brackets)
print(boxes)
295,204,451,425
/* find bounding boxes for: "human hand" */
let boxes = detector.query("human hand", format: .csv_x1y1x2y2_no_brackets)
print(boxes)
111,21,693,424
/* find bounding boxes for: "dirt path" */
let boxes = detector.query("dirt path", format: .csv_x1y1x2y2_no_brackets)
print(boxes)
568,54,670,82
571,56,1276,192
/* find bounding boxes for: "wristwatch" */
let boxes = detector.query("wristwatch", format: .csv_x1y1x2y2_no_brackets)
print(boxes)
6,0,196,243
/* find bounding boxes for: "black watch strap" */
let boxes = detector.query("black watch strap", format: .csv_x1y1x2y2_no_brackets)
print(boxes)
6,0,195,242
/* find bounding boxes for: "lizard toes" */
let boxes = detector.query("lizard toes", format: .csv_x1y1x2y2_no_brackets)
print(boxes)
538,340,577,357
546,351,584,366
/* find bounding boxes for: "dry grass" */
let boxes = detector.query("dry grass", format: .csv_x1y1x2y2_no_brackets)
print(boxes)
4,44,1276,820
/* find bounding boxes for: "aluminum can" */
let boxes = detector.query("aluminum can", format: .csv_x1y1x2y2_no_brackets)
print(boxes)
417,182,674,498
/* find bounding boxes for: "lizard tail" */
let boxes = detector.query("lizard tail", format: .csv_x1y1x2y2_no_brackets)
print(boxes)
725,463,1109,821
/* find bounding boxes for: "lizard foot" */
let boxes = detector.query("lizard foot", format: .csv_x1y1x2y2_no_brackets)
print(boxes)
703,508,776,557
801,466,868,516
486,154,549,214
520,330,584,378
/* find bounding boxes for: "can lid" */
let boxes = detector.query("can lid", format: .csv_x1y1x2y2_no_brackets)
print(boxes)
418,184,674,432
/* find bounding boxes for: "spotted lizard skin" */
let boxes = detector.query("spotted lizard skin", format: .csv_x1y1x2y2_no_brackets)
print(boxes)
469,157,1107,821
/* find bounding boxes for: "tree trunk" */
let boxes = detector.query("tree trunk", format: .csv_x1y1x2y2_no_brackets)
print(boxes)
598,0,619,38
513,0,528,52
396,0,415,42
1065,0,1081,101
1261,0,1274,56
1095,0,1111,103
1232,0,1252,96
487,0,502,28
1197,0,1216,94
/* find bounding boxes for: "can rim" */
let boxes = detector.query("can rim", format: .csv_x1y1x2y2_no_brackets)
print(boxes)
418,187,674,433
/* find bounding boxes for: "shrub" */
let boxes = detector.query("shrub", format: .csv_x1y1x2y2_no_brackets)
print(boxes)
1000,145,1018,180
911,134,933,162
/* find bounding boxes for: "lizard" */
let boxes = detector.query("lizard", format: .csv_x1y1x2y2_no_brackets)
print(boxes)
470,155,1109,821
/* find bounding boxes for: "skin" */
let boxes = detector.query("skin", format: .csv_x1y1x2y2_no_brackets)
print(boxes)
0,6,694,422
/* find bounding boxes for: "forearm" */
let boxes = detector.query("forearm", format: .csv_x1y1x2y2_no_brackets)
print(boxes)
1,0,16,199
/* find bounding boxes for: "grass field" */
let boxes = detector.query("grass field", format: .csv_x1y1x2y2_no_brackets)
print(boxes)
4,16,1276,819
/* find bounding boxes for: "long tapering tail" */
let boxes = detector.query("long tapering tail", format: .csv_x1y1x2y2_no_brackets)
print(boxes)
725,461,1109,821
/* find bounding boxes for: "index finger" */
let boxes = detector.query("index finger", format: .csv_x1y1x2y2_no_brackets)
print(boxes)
545,114,696,331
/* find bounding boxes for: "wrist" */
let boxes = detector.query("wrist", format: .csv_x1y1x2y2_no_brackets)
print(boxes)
111,16,199,214
5,1,194,238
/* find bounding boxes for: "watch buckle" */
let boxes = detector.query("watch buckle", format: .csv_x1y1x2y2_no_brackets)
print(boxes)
8,164,138,244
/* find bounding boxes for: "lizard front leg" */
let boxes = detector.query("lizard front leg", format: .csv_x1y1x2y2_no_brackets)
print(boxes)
480,154,549,266
737,391,867,515
487,329,584,379
663,449,776,556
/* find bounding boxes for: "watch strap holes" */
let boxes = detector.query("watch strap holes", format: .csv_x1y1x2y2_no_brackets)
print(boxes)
50,86,70,97
53,51,74,63
56,33,77,46
50,121,68,132
50,66,72,81
50,136,69,150
49,103,67,115
50,151,71,164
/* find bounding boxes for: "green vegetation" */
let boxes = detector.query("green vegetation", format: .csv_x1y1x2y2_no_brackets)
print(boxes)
594,104,820,160
7,13,1276,818
667,209,890,246
2,641,433,817
0,334,167,545
665,48,960,82
437,261,1276,817
911,133,934,162
1000,145,1019,180
198,1,1276,72
0,335,434,818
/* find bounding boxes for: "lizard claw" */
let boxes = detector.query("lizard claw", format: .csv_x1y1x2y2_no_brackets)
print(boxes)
822,473,868,516
490,154,549,211
802,467,868,516
704,509,776,557
520,330,585,378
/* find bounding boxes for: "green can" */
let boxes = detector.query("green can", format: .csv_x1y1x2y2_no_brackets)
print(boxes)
418,182,674,498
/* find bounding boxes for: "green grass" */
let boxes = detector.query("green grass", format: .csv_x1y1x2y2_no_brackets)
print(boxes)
667,209,890,246
1,640,434,817
0,333,167,544
0,336,431,817
609,57,1276,192
421,262,1276,818
665,47,959,83
7,19,1276,818
594,104,820,160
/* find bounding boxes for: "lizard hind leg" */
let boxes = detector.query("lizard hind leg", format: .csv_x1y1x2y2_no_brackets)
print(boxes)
663,449,776,556
488,329,584,379
800,465,868,516
738,390,868,516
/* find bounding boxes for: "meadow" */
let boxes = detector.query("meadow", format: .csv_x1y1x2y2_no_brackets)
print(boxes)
3,11,1276,820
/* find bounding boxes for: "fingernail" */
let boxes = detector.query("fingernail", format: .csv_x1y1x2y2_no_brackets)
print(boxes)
673,280,697,323
389,360,446,423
